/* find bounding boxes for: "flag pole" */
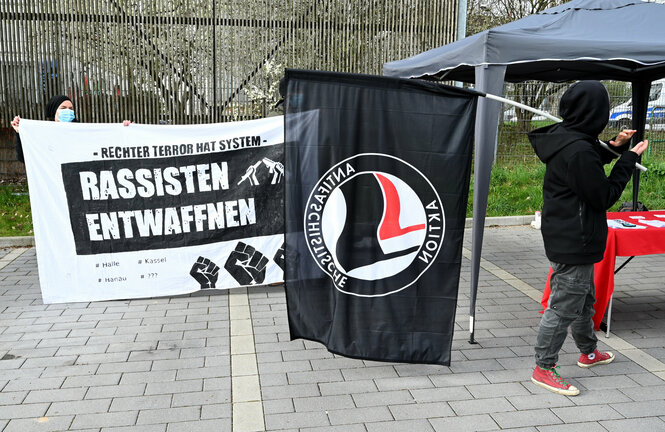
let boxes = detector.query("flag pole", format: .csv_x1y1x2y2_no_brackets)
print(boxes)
483,93,647,172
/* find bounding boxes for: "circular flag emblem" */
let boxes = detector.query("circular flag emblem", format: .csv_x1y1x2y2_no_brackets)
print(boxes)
304,153,445,297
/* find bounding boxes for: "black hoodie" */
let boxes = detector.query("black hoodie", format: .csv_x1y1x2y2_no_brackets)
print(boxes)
528,81,638,264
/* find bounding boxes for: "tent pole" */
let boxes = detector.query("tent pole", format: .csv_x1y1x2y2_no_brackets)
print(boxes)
631,80,650,210
457,0,467,40
469,65,505,345
457,0,467,43
454,0,467,89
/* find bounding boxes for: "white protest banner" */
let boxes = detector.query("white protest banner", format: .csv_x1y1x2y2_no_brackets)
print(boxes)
19,117,285,304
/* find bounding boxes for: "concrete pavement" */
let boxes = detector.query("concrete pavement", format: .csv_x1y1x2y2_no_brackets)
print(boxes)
1,224,665,431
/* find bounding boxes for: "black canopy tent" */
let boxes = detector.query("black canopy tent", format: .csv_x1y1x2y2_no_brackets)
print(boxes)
383,0,665,342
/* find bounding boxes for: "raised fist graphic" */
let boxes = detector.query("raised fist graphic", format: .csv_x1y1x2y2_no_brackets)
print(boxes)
273,242,285,271
190,256,220,289
224,242,269,285
262,158,284,184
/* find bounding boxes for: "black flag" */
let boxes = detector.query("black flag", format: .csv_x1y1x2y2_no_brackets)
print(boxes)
284,70,478,365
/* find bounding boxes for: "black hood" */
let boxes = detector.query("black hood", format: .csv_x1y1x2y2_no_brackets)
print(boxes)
529,81,608,163
45,95,72,121
559,80,609,136
528,123,586,163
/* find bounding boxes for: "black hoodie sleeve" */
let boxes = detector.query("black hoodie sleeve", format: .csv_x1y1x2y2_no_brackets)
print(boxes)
598,137,630,165
567,143,637,212
14,132,24,163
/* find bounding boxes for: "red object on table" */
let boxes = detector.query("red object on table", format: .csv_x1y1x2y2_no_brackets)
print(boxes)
541,211,665,330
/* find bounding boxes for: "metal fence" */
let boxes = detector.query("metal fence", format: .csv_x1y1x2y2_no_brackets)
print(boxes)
0,0,460,178
497,80,665,163
1,0,460,123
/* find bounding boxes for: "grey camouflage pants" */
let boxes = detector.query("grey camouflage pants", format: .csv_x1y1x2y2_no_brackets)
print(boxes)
535,262,598,368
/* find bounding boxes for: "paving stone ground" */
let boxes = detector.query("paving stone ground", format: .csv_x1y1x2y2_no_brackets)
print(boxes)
1,225,665,431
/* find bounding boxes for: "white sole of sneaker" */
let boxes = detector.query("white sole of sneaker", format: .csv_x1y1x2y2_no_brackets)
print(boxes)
531,377,580,396
577,352,615,368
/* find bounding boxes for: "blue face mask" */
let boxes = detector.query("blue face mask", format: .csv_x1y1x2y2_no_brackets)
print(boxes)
58,109,75,122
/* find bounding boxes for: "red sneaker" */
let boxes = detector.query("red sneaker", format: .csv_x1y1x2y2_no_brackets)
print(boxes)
578,349,614,368
531,366,579,396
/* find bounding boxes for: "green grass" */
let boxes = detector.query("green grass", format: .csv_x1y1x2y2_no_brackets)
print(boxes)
616,158,665,211
0,182,32,236
468,155,665,218
468,163,545,217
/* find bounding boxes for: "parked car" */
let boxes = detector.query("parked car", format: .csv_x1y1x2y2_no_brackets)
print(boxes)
609,79,665,130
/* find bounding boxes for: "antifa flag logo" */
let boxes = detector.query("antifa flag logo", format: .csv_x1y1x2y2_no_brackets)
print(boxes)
304,153,444,297
285,69,477,365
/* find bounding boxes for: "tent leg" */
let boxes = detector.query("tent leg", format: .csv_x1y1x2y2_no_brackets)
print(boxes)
468,64,506,347
469,316,477,344
631,80,650,209
605,294,613,338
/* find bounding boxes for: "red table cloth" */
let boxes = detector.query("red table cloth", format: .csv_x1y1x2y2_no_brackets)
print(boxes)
541,211,665,330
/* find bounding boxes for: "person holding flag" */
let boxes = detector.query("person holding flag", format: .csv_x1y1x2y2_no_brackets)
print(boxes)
528,80,648,396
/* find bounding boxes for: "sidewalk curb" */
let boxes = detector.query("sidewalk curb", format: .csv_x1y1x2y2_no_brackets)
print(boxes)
465,214,536,228
0,236,35,247
0,216,536,248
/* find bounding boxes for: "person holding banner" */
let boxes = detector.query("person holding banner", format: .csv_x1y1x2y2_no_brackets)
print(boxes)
528,80,649,396
11,95,131,163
